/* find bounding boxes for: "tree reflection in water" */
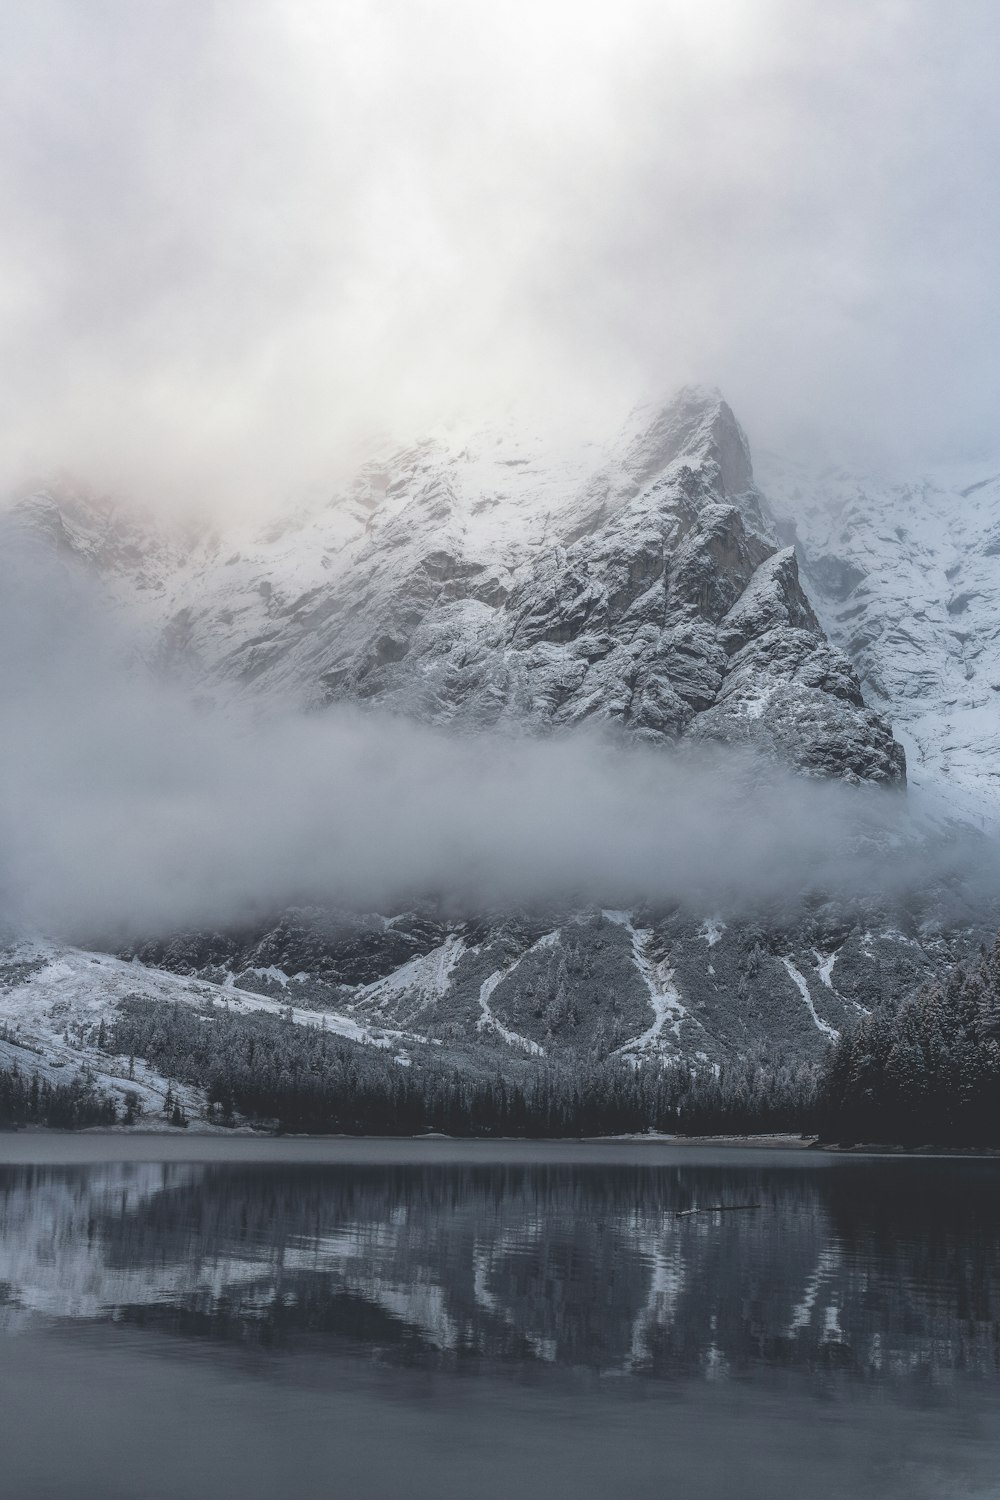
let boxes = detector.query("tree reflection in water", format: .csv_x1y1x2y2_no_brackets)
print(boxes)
1,1156,999,1386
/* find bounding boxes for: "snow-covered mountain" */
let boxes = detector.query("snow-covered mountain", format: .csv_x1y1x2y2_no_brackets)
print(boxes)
3,385,996,1095
0,935,427,1126
15,388,902,783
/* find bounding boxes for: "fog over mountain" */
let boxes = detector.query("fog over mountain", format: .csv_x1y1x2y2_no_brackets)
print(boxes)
4,3,1000,1101
0,395,996,943
3,380,1000,1086
1,623,989,941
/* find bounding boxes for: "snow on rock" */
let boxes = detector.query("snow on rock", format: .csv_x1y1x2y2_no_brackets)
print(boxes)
9,387,905,784
718,547,821,653
0,937,426,1121
349,934,466,1028
779,956,840,1042
813,950,838,989
604,911,688,1061
699,918,725,947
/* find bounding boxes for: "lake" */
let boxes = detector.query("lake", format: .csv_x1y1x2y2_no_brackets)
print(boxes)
1,1136,999,1499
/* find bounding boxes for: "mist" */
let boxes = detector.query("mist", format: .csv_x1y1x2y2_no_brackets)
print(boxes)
1,556,996,943
3,0,1000,514
4,1,1000,941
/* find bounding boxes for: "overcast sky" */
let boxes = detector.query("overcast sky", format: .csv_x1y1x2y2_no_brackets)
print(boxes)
2,0,999,509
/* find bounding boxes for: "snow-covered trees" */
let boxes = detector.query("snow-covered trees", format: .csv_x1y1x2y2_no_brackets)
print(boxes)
102,996,819,1137
0,1065,118,1127
818,939,1000,1144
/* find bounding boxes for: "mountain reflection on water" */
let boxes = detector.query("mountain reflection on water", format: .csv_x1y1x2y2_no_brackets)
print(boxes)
2,1153,999,1386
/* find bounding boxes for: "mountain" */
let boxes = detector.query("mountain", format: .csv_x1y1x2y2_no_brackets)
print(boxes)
1,387,992,1104
16,388,903,782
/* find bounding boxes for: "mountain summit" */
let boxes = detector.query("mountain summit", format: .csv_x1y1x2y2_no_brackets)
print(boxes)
620,385,754,499
10,386,903,783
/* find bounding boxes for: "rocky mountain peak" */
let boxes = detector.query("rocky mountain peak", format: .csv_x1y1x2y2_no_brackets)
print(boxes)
622,384,754,499
1,390,903,789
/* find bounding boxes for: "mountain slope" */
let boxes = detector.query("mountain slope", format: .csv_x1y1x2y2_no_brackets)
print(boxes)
7,387,991,1091
0,936,430,1125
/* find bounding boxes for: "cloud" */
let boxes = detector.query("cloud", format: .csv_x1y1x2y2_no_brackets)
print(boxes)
0,550,994,941
1,0,1000,512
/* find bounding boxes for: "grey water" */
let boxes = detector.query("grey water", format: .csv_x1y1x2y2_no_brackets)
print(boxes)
2,1138,1000,1499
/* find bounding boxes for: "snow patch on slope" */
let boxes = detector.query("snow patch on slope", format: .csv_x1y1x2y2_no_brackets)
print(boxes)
760,450,1000,825
780,956,839,1041
476,931,558,1056
699,918,725,947
604,911,687,1060
351,934,465,1026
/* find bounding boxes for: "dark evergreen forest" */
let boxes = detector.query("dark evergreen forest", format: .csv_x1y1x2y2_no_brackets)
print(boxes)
816,938,1000,1145
6,936,1000,1142
0,1064,118,1128
106,996,819,1137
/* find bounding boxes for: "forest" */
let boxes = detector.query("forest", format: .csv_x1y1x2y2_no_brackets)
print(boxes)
0,1063,119,1129
4,936,1000,1142
103,996,819,1137
816,938,1000,1145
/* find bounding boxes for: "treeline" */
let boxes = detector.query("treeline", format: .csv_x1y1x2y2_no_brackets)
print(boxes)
0,1064,119,1129
817,939,1000,1146
22,932,1000,1141
107,997,819,1137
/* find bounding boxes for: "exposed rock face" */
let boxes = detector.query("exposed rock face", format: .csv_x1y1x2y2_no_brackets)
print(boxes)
11,386,904,787
289,390,904,787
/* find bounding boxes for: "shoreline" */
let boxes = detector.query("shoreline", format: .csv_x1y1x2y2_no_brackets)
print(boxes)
3,1128,1000,1163
2,1125,814,1145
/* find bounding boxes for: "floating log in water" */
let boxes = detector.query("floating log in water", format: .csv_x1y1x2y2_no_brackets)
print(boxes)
675,1204,761,1217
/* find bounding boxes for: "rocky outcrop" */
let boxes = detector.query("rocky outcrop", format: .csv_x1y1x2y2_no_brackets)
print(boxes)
311,390,904,784
64,385,892,787
693,547,906,784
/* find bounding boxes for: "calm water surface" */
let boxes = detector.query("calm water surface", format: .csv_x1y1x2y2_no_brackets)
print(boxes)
1,1136,999,1499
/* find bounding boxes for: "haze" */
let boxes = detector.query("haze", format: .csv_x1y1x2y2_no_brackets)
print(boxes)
0,557,993,940
2,0,1000,514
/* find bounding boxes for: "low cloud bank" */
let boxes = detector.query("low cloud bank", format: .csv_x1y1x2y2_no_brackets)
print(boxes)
0,562,996,943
